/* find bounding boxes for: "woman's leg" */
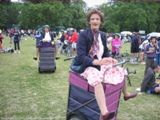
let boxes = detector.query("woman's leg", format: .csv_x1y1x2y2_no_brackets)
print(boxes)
14,42,17,53
17,41,20,50
33,47,39,60
122,76,131,96
55,46,60,59
122,76,137,100
94,83,108,115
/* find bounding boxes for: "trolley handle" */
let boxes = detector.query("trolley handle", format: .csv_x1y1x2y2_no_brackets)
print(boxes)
64,56,75,61
103,60,129,82
112,60,129,67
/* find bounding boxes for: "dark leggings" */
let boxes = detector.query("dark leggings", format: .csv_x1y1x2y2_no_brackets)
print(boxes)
14,41,20,50
144,58,155,75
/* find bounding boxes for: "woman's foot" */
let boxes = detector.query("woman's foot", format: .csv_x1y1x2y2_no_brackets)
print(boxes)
55,57,60,60
102,112,115,120
33,56,37,60
124,93,137,101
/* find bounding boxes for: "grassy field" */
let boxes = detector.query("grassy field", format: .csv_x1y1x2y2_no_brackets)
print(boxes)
0,36,160,120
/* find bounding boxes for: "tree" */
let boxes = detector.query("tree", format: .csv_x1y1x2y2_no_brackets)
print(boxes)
100,2,159,33
23,0,71,3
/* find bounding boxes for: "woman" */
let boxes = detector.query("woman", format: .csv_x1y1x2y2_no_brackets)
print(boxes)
76,8,137,120
33,25,60,60
13,28,20,53
111,34,122,58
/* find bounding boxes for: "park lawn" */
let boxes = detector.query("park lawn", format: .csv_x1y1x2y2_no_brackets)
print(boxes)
0,36,160,120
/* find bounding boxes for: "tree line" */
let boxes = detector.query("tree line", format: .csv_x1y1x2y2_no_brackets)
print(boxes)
0,1,159,33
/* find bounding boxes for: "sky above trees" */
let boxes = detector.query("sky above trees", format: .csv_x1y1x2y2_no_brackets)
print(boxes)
11,0,110,7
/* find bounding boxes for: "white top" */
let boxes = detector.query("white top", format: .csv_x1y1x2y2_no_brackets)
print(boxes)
44,32,51,42
97,34,104,60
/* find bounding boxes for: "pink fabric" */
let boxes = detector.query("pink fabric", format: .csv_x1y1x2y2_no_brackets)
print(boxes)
111,39,122,53
81,60,128,86
89,32,99,58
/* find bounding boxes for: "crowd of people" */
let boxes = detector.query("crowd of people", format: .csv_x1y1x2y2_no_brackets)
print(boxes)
0,7,160,120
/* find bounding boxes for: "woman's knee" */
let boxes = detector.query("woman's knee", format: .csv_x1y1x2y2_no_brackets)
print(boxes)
155,87,160,93
94,82,103,89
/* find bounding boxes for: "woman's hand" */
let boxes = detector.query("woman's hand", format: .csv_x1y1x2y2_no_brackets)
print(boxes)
92,57,118,66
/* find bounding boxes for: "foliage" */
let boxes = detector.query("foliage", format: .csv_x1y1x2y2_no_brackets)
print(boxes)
0,1,160,33
100,2,160,33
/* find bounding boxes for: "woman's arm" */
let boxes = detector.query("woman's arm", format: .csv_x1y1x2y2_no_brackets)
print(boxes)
76,32,94,66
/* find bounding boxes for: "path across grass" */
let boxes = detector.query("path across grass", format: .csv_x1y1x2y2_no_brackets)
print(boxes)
0,36,160,120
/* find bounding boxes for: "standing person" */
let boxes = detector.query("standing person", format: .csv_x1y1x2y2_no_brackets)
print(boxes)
70,29,78,55
156,37,160,66
9,29,13,44
13,28,20,53
59,30,65,54
0,31,4,52
144,37,160,75
35,29,42,46
131,32,140,63
111,34,122,58
75,8,137,120
139,40,149,64
33,25,60,60
139,64,160,94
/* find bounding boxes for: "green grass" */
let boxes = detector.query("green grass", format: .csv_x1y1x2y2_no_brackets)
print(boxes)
0,36,160,120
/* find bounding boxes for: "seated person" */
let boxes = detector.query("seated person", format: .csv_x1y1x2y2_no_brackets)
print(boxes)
76,8,137,120
139,64,160,94
33,25,60,60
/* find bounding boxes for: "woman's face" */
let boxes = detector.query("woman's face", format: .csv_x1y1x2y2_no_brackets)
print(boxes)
44,27,49,32
151,38,156,44
89,14,102,31
115,35,119,40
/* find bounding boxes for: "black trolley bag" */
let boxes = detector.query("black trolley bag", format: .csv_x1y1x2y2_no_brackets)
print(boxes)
38,47,56,73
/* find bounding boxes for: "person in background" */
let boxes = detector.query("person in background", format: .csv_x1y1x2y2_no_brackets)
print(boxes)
139,39,149,64
156,37,160,66
131,32,140,63
70,29,78,55
58,30,65,54
144,37,160,75
35,29,42,46
76,8,137,120
9,29,13,44
33,25,60,60
13,28,20,53
0,31,4,52
111,34,122,58
139,64,160,94
64,31,69,41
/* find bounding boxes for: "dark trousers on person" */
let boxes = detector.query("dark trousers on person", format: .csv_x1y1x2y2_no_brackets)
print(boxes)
144,58,155,75
14,41,20,50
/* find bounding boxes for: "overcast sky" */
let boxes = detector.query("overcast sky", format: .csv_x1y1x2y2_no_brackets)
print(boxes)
11,0,109,7
83,0,109,7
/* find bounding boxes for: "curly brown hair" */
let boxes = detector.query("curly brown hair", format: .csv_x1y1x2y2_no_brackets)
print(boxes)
86,8,105,24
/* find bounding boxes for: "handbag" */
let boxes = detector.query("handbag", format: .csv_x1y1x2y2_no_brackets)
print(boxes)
70,56,87,73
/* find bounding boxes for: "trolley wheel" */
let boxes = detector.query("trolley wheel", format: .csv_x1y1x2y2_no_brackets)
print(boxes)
54,66,56,72
67,113,87,120
38,67,42,73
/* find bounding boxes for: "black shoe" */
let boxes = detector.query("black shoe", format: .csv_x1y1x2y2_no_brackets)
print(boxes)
33,57,37,60
55,57,60,60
